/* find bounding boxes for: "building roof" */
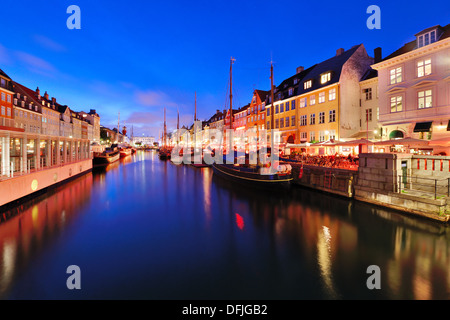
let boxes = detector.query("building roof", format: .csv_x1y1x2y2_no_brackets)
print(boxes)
383,23,450,61
360,68,378,81
296,45,362,96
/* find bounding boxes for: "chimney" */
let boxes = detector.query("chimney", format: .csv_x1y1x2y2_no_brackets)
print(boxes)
36,87,41,99
44,91,49,100
374,47,382,63
336,48,344,56
296,66,304,74
216,109,220,114
52,97,56,104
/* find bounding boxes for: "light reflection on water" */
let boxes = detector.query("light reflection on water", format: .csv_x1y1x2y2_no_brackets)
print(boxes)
0,150,449,299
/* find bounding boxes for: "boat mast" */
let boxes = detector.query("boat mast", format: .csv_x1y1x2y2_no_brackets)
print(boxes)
163,107,167,147
229,57,235,130
177,108,180,145
270,61,275,145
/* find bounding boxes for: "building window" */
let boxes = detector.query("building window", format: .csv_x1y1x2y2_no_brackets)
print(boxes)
291,115,295,126
417,59,431,77
288,88,293,96
267,108,270,116
310,113,316,125
319,92,325,103
267,121,270,129
319,131,325,142
300,98,307,108
285,117,289,127
291,100,296,110
285,101,290,111
275,119,279,128
389,67,402,85
329,88,336,101
304,80,312,89
280,118,284,128
417,30,436,48
363,88,372,100
300,115,307,126
418,90,432,109
321,72,331,84
390,96,403,113
275,105,279,114
310,95,315,106
319,112,325,124
1,106,5,115
366,108,372,121
1,93,5,101
329,130,336,140
0,79,5,88
300,132,307,140
310,131,316,142
293,79,298,85
7,95,11,103
329,110,336,122
280,103,284,113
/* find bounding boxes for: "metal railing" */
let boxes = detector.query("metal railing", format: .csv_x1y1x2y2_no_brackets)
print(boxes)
398,175,450,200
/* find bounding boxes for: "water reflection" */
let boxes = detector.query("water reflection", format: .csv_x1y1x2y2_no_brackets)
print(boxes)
0,173,93,298
0,150,448,299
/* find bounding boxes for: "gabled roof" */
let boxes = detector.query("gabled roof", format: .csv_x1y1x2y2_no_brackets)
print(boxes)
296,44,362,96
0,68,12,81
383,23,450,61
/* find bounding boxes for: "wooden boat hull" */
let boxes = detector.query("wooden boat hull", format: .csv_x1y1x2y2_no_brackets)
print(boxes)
93,151,120,165
120,149,132,157
212,163,292,188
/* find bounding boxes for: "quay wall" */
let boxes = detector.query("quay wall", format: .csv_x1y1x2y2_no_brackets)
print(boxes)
0,159,92,208
291,164,357,198
287,153,450,223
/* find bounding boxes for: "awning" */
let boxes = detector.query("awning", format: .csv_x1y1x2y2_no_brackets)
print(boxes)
413,121,432,132
287,135,295,144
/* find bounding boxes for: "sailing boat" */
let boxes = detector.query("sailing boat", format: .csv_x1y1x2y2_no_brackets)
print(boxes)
159,107,171,160
190,91,209,168
211,58,293,188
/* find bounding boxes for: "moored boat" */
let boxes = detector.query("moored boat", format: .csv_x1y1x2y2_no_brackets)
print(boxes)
212,162,293,188
119,146,133,157
93,144,120,165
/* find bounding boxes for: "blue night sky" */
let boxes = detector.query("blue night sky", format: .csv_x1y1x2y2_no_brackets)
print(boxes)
0,0,448,138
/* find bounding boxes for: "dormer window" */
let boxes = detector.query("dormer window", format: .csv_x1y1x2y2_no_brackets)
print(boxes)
293,79,298,85
288,88,293,96
320,73,331,84
417,30,436,48
304,80,312,89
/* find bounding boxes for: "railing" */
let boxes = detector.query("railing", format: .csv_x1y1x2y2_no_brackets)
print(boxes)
398,175,450,200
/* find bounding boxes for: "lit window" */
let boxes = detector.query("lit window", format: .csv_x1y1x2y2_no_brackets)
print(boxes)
319,92,325,103
390,96,403,113
300,132,307,140
7,95,11,103
390,67,402,84
321,73,331,84
310,113,316,125
329,88,336,101
417,59,431,77
304,80,312,89
1,93,5,101
418,90,432,109
310,131,316,142
310,95,315,105
300,98,307,108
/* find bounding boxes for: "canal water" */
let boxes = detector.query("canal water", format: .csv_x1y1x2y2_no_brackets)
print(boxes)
0,150,449,300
